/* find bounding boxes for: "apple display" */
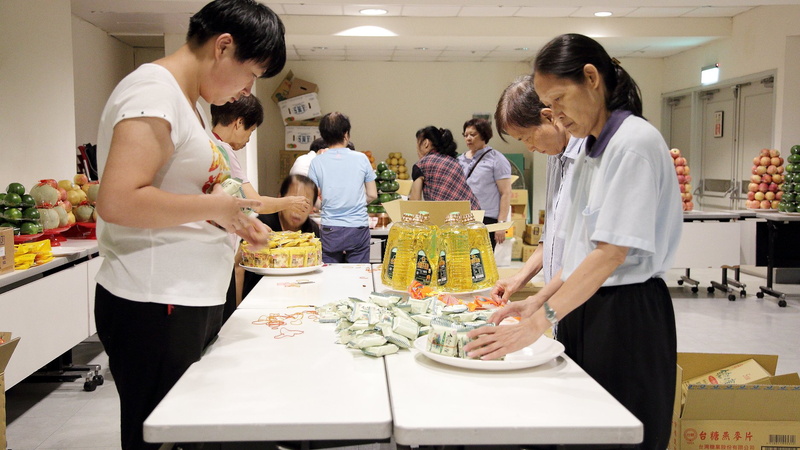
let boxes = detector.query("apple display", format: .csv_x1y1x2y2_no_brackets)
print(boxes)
762,174,773,184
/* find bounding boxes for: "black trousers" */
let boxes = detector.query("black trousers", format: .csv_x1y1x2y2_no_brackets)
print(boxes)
557,277,677,450
483,216,498,249
95,284,224,450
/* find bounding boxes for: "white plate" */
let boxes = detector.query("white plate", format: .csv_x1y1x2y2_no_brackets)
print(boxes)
239,264,323,276
413,335,564,371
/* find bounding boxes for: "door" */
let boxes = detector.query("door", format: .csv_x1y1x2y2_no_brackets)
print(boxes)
733,77,775,208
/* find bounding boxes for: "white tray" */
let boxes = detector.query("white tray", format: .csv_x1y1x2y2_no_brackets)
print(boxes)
413,335,564,371
240,264,323,276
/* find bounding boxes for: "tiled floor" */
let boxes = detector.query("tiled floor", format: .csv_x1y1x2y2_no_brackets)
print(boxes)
4,267,800,450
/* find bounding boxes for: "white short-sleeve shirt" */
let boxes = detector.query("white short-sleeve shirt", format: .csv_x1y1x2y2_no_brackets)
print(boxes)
559,115,683,285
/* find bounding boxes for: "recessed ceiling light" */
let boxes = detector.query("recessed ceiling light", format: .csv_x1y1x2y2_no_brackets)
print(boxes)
335,26,397,37
515,47,529,51
360,8,388,16
415,47,428,51
312,47,328,51
594,11,613,17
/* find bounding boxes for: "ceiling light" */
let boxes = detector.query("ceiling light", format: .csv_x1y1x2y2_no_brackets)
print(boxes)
415,47,428,51
594,11,613,17
515,47,529,51
359,8,388,16
335,26,397,37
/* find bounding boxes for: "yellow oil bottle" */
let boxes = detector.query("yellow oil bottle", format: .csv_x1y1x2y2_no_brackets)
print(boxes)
462,213,499,290
436,212,472,292
382,213,415,288
410,212,435,288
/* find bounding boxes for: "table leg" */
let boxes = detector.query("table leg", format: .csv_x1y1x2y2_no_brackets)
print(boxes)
758,220,788,307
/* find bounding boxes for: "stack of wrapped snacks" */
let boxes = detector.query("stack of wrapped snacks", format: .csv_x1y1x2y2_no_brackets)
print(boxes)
241,231,321,268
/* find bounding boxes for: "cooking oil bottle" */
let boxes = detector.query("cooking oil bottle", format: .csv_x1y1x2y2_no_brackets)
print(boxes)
382,213,415,287
462,213,499,290
436,212,472,292
410,212,435,287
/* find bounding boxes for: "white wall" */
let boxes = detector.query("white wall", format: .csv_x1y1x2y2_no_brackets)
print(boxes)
0,0,77,189
254,58,664,215
72,16,135,149
663,5,800,151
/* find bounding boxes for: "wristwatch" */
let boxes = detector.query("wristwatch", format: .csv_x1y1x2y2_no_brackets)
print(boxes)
543,301,559,326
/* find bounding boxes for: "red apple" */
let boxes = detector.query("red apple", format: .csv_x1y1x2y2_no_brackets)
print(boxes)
757,166,768,175
755,191,766,201
679,184,686,193
761,148,771,157
772,157,782,166
686,175,692,183
677,175,686,184
751,174,762,183
770,149,780,158
773,174,783,184
670,148,681,159
772,200,781,209
761,200,772,209
762,174,773,184
760,156,771,166
685,201,694,211
747,191,756,201
769,182,779,192
684,166,691,175
767,165,778,175
753,156,762,166
752,166,760,175
677,157,687,166
748,182,759,192
776,191,783,201
676,166,685,175
765,191,776,201
685,192,693,202
74,173,89,186
759,183,769,192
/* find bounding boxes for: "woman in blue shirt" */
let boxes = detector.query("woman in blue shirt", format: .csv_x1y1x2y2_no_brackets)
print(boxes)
467,34,682,450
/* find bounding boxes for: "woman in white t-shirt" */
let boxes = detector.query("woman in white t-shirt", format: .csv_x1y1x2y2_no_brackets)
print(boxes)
93,1,285,448
467,34,681,449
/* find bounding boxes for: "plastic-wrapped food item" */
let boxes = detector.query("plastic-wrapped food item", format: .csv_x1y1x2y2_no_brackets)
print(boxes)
409,297,431,314
427,319,460,357
347,333,387,349
392,315,420,340
362,343,399,357
349,301,383,324
410,313,435,326
368,292,402,307
383,331,412,349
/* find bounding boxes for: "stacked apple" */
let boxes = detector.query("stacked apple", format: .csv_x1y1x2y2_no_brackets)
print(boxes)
777,145,800,212
670,148,694,211
746,148,783,210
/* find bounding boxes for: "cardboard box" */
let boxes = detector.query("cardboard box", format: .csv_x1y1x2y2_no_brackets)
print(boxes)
671,352,800,450
510,189,528,205
279,149,307,180
278,93,322,124
523,223,543,245
538,209,545,224
0,227,13,275
521,243,538,261
285,118,321,127
287,77,318,98
1,332,21,450
271,70,295,103
285,125,321,151
511,237,523,260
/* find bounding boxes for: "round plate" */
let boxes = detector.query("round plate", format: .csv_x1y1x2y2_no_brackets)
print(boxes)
413,335,564,371
384,286,492,296
239,263,323,276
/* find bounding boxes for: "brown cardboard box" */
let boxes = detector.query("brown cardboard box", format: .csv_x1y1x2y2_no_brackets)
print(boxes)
510,189,527,205
511,237,523,260
521,243,538,262
382,200,509,234
0,227,13,275
287,77,319,98
523,223,543,245
670,352,800,450
271,70,295,103
279,149,307,180
1,332,21,450
285,126,321,151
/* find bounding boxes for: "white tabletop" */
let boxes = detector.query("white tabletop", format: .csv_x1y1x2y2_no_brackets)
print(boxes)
0,238,99,290
239,263,376,308
682,210,740,221
143,306,392,444
386,350,643,446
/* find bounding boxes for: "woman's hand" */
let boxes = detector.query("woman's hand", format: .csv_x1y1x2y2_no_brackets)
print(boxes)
464,317,545,360
494,229,506,245
284,195,311,215
491,274,526,303
208,184,270,245
486,294,543,325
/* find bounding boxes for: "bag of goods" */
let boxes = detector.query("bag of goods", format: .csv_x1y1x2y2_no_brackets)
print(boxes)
747,148,783,210
240,231,321,269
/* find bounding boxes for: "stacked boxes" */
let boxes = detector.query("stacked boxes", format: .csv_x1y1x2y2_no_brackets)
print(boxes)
0,227,12,275
509,189,528,260
272,71,323,180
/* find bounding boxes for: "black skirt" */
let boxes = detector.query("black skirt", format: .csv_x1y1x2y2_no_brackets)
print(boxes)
557,277,677,450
